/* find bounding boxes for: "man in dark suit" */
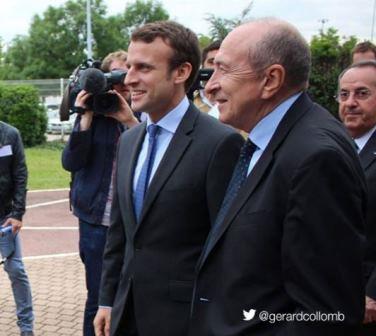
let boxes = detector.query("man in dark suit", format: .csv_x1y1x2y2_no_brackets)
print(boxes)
93,21,243,336
189,18,367,336
338,60,376,334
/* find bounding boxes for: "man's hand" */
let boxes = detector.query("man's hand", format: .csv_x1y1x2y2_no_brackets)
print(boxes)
94,307,112,336
2,217,22,234
364,296,376,324
75,90,94,131
106,90,139,128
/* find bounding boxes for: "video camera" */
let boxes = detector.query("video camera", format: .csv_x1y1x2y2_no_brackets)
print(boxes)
60,59,127,121
187,68,214,100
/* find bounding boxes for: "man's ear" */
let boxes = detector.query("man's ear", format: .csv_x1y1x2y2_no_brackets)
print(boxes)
261,64,285,99
174,62,192,85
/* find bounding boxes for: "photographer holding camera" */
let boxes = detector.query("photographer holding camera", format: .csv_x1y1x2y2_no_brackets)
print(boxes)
0,121,34,336
193,40,221,116
62,50,139,336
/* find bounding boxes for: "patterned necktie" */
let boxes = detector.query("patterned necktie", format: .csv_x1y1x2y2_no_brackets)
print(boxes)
134,124,160,222
212,139,257,230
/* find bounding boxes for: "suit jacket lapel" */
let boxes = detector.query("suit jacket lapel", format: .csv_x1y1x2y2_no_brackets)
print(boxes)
135,104,198,229
359,131,376,171
198,93,313,270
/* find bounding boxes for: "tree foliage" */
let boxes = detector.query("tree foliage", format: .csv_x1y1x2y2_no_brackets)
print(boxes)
205,1,253,41
0,0,169,79
0,85,47,146
308,28,357,117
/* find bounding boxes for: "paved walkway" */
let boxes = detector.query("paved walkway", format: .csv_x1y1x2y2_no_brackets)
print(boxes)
0,255,86,336
0,190,87,336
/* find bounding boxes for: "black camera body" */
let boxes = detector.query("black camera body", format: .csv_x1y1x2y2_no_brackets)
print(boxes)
187,68,214,100
60,59,127,121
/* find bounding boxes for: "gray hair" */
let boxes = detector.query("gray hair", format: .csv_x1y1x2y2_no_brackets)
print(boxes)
247,18,311,90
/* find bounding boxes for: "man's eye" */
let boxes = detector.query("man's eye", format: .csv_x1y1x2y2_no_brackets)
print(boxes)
218,66,227,73
339,91,349,98
356,89,370,98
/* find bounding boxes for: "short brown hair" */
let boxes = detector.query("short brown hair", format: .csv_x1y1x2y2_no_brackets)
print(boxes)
351,41,376,59
202,40,221,66
131,21,201,91
101,50,128,72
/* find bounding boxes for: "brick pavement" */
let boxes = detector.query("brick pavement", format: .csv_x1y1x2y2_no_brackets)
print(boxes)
0,254,86,336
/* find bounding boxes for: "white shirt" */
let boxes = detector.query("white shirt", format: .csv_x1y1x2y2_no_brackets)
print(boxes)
133,96,189,192
354,124,376,153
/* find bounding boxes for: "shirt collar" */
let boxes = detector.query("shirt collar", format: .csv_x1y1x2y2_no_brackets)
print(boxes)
199,89,214,108
354,124,376,152
249,92,302,151
146,96,189,134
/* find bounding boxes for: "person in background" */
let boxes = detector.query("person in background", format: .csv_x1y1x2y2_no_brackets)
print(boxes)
194,40,221,117
0,121,34,336
338,60,376,335
189,18,366,336
352,41,376,63
62,50,139,336
94,21,243,336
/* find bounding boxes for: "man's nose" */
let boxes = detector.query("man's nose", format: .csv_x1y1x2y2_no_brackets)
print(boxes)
205,70,220,96
124,67,136,86
344,93,359,107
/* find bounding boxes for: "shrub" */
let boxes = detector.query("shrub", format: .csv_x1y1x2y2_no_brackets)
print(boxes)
0,84,47,146
308,28,357,117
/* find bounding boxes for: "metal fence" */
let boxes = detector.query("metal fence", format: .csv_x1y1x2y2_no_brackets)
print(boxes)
0,78,69,99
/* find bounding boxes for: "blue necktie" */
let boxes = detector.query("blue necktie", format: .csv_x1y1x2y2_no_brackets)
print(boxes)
134,124,160,222
212,139,257,231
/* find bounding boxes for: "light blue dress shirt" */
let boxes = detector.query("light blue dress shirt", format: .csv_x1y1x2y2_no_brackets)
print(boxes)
247,92,302,175
354,124,376,153
133,96,190,192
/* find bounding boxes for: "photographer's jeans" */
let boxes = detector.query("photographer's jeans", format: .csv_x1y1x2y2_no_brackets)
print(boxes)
0,226,34,333
79,220,108,336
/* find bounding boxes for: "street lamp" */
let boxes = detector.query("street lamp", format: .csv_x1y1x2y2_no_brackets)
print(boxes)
86,0,93,59
372,0,376,41
318,18,328,32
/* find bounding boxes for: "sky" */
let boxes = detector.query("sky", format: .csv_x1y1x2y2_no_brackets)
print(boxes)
1,0,375,46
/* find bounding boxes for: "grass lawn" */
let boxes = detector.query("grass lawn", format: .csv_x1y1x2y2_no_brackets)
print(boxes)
25,141,71,190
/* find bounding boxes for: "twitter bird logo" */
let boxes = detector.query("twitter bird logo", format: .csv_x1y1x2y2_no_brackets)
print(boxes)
243,309,256,321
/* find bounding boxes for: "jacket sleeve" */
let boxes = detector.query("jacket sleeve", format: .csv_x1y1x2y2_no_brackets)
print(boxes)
10,129,27,220
282,147,366,335
61,116,93,172
98,139,126,307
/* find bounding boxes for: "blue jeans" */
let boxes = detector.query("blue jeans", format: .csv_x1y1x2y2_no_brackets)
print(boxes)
79,220,108,336
1,231,34,332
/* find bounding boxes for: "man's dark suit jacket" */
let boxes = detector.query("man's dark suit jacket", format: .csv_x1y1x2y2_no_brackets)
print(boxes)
99,103,243,336
359,131,376,334
189,93,367,336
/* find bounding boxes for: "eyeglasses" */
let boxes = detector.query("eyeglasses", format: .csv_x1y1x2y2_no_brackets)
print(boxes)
335,88,373,102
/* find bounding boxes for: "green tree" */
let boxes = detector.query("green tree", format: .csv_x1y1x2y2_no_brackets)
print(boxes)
0,85,47,146
116,0,169,47
205,1,253,40
198,34,212,50
309,28,357,117
19,0,116,78
2,36,31,79
0,0,169,79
